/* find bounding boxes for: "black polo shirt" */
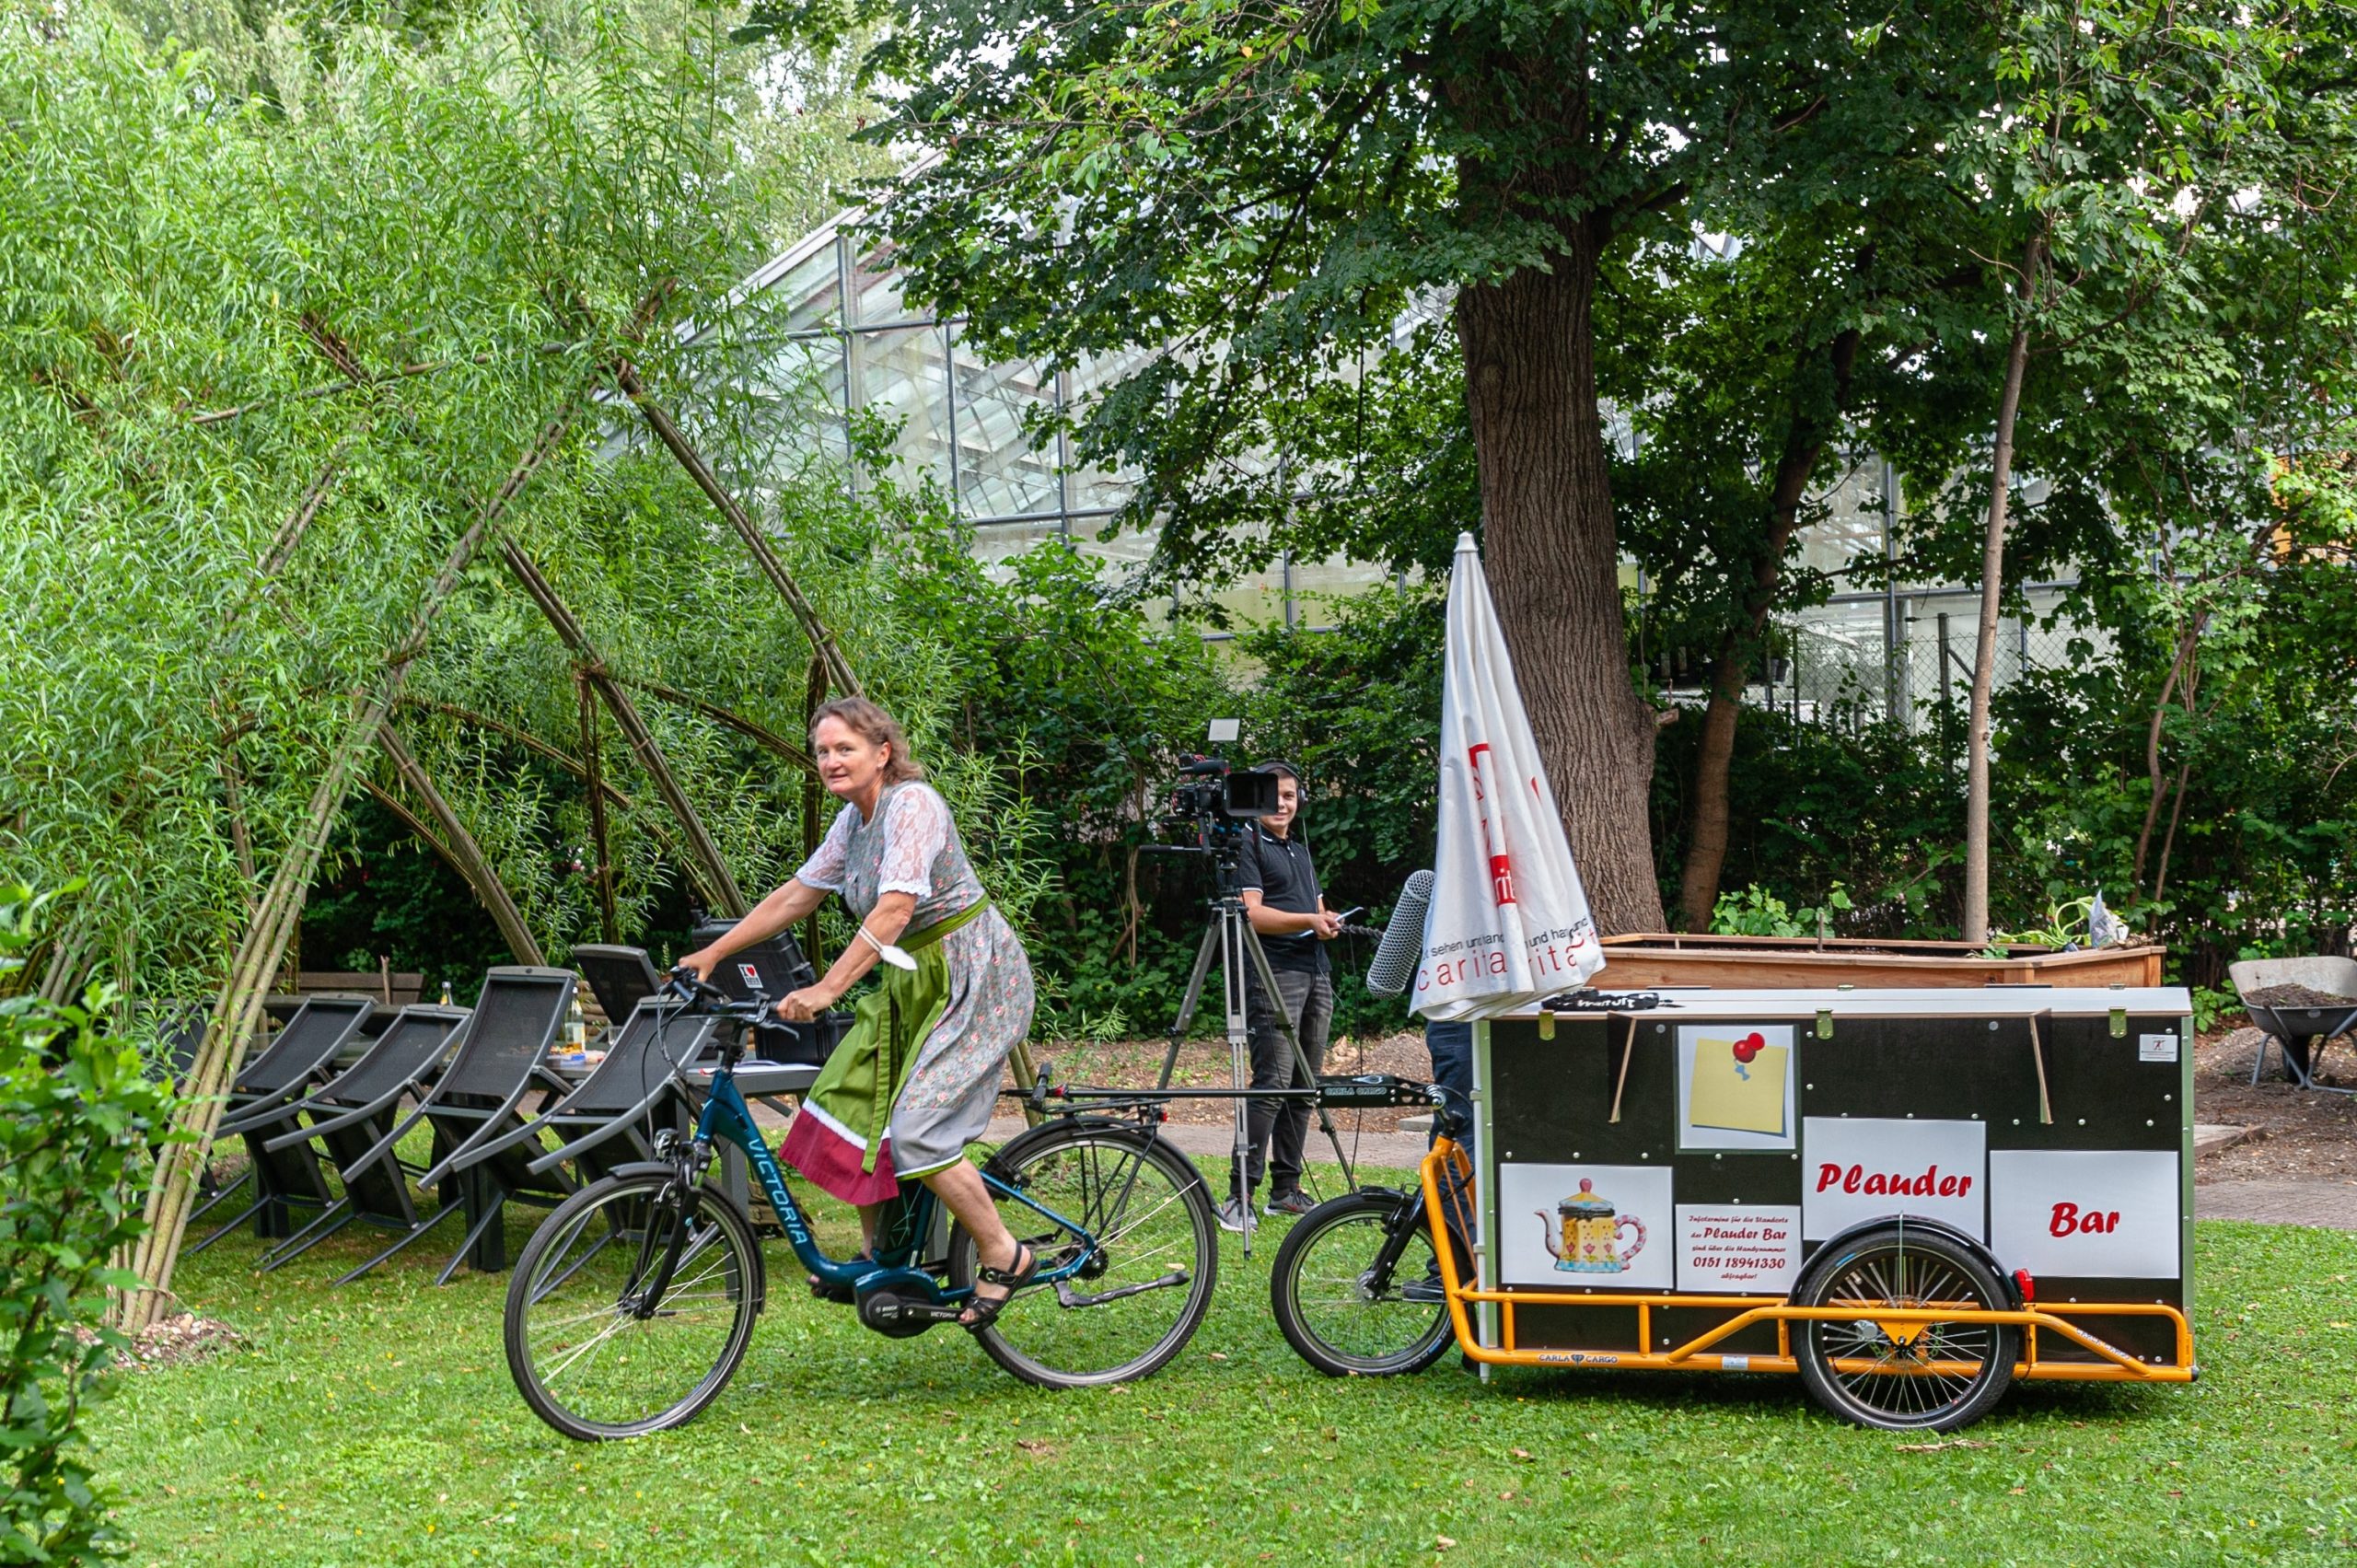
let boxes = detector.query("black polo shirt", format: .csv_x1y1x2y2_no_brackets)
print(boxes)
1238,823,1329,976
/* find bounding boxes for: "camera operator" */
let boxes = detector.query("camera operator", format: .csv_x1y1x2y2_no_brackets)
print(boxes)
1224,761,1341,1231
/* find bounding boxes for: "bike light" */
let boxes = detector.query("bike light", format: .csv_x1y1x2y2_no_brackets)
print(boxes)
2014,1268,2036,1303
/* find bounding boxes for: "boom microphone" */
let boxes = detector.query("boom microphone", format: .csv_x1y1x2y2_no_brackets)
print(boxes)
1364,869,1435,998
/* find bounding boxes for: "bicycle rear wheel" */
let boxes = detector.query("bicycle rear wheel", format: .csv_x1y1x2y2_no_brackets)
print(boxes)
952,1123,1217,1388
504,1171,764,1441
1271,1190,1462,1376
1793,1222,2017,1432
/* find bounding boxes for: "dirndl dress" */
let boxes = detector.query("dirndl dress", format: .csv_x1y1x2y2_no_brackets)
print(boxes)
774,781,1036,1205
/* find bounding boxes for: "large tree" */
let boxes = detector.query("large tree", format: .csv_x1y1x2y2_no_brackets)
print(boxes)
757,0,1910,932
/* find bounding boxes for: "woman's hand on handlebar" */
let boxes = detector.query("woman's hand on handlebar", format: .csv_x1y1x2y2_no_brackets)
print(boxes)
678,948,720,984
777,984,838,1023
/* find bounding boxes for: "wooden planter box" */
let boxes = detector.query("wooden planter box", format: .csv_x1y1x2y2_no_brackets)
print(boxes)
1588,934,2165,991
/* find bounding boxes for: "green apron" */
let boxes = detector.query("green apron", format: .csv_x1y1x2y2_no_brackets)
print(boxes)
799,900,991,1175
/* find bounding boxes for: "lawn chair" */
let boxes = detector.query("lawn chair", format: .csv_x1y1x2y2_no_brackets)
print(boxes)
2232,957,2357,1092
571,944,667,1031
138,1002,209,1087
246,1005,470,1271
324,966,577,1285
187,996,376,1251
453,997,727,1191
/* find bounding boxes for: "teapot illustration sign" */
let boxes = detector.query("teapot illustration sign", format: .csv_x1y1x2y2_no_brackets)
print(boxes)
1498,1163,1675,1288
1537,1179,1648,1273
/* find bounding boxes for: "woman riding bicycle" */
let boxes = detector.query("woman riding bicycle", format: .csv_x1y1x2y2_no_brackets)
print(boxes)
680,697,1039,1330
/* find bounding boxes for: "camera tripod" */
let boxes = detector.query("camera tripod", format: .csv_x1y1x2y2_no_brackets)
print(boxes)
1156,892,1356,1254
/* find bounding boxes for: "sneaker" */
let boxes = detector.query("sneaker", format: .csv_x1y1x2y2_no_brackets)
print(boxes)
1401,1274,1446,1304
1262,1190,1318,1218
1215,1197,1259,1234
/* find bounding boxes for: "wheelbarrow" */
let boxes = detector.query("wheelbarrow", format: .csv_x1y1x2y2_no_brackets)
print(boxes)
2229,956,2357,1092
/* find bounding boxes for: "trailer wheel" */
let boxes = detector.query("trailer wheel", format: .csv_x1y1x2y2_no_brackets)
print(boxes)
1792,1222,2018,1432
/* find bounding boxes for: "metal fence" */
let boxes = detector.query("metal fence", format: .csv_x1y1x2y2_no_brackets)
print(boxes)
1736,581,2096,738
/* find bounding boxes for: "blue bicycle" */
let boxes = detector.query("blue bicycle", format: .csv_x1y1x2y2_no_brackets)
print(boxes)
503,972,1220,1440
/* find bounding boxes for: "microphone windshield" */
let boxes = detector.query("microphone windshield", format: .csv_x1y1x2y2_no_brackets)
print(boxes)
1364,869,1435,998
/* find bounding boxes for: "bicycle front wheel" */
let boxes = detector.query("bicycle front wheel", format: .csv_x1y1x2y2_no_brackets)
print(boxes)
952,1124,1217,1388
504,1171,764,1441
1271,1190,1461,1376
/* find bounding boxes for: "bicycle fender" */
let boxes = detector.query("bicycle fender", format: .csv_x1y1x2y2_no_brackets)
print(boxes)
982,1118,1178,1186
1794,1214,2020,1307
597,1161,677,1184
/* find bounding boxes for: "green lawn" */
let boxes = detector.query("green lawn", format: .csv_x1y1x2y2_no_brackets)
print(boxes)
94,1163,2357,1567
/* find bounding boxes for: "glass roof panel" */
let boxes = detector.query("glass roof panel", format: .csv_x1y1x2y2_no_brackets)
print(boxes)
952,331,1060,519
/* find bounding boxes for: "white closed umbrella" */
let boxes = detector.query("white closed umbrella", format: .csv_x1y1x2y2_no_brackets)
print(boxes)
1413,531,1606,1021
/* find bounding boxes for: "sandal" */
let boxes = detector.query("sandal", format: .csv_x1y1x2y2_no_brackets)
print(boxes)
809,1251,872,1305
959,1241,1038,1332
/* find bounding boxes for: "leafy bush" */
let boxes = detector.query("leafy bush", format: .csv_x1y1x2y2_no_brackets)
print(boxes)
1710,883,1853,939
0,886,178,1562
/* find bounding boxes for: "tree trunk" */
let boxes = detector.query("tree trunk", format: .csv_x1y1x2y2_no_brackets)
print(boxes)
1963,239,2044,944
1455,223,1666,935
2131,629,2199,894
1677,331,1863,931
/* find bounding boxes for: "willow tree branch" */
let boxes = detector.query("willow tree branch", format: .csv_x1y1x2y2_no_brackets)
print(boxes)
609,673,814,770
607,361,863,699
576,671,620,945
375,721,547,965
495,540,747,916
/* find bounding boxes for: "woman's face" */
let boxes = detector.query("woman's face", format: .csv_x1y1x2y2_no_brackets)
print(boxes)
812,715,888,803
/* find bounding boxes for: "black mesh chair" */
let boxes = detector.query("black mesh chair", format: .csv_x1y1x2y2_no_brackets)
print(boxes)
455,998,726,1189
245,1005,470,1271
187,996,376,1251
325,967,577,1285
142,1003,209,1087
571,945,666,1032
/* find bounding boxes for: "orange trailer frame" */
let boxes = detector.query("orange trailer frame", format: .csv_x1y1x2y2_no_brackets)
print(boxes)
1419,1139,2195,1385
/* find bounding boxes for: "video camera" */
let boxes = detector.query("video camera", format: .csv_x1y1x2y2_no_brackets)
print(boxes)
1149,721,1282,888
1168,754,1282,822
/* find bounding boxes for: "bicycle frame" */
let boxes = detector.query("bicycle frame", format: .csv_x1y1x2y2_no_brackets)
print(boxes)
686,1053,1105,1306
1415,1136,2194,1384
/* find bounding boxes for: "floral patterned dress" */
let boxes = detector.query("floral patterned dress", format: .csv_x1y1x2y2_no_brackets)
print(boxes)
773,781,1036,1204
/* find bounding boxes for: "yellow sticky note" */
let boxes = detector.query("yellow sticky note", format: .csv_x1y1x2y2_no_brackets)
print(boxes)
1689,1037,1789,1137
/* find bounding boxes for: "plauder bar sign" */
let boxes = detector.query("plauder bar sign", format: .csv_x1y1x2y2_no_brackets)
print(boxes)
1989,1149,2178,1278
1801,1117,1987,1240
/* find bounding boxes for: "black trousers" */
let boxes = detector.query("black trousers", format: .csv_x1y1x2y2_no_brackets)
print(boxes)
1237,968,1332,1198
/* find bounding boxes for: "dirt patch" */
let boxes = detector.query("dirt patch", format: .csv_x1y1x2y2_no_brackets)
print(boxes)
79,1312,247,1373
1034,1029,1437,1132
2244,983,2357,1010
2195,1026,2357,1184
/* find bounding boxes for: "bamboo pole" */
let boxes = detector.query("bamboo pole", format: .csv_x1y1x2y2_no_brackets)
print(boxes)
376,721,547,965
495,540,747,916
608,361,862,699
801,653,828,970
577,671,620,944
119,401,583,1331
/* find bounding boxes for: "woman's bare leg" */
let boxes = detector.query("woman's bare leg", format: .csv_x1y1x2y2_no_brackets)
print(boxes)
921,1160,1023,1321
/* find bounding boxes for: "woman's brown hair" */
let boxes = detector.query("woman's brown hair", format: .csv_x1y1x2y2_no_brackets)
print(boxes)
809,697,924,784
